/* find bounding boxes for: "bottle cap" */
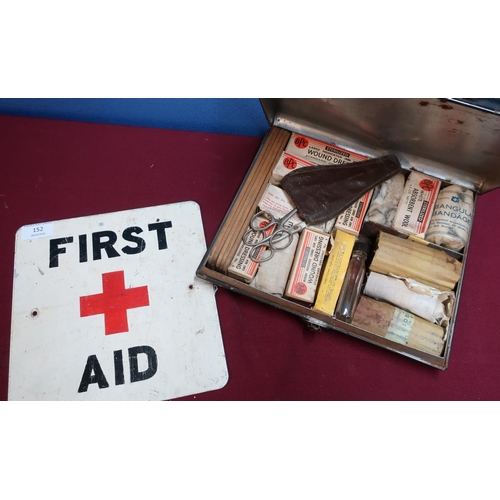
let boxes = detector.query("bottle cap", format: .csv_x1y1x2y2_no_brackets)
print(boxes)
354,236,371,255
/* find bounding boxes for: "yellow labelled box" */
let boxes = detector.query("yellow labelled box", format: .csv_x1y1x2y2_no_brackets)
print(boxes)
313,230,357,316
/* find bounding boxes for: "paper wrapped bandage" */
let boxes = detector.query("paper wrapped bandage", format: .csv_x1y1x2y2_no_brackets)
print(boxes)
251,233,299,297
364,172,405,226
352,296,446,356
425,185,474,251
370,231,462,291
364,272,455,327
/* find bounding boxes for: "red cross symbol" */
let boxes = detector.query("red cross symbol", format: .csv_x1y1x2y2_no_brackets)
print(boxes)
80,270,150,335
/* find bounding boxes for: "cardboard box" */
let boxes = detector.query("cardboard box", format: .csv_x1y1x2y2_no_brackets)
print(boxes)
284,228,329,304
313,230,357,316
196,98,500,370
392,171,441,238
334,191,373,237
271,151,316,183
285,132,368,165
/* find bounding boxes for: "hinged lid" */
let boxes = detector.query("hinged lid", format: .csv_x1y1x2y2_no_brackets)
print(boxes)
260,98,500,194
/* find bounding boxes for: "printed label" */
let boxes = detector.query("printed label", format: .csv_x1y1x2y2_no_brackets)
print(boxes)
313,230,357,315
21,222,54,241
9,202,228,401
334,191,373,236
386,308,414,345
393,172,441,237
272,152,316,183
285,133,368,166
286,228,329,303
258,184,303,224
426,186,474,250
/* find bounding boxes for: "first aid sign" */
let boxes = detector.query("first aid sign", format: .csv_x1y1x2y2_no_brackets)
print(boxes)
9,202,228,400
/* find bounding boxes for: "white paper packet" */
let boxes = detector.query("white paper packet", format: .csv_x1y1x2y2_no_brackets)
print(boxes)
364,271,455,328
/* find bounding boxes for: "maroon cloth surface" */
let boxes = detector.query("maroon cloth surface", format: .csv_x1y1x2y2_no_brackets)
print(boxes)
1,114,499,401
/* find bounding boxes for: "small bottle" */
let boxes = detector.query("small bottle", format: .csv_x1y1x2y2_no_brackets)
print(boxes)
335,236,371,323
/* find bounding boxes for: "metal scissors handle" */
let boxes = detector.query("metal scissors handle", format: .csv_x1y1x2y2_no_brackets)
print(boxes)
242,208,306,263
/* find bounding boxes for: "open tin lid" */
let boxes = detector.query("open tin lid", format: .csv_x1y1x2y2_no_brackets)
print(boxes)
260,98,500,194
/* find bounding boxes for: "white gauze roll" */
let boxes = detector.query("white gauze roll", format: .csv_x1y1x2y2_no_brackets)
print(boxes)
364,272,455,327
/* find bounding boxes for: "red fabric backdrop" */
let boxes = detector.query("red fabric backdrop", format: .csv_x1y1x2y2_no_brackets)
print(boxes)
2,115,499,400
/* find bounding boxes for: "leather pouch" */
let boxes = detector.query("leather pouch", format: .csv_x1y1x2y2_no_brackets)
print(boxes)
280,155,402,225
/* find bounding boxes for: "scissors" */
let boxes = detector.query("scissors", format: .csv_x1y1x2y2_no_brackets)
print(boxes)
242,208,307,263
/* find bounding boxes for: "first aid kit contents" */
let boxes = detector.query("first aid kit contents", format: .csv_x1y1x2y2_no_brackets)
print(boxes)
216,131,470,359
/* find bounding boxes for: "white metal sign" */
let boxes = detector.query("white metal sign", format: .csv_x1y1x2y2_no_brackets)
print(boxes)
9,202,228,400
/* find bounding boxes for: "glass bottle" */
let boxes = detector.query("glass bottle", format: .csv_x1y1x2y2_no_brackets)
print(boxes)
335,237,371,323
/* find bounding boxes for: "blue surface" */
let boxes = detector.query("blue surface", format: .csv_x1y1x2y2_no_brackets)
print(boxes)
0,98,270,137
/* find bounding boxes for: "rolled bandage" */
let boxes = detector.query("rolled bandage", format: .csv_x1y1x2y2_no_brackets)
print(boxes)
425,185,474,251
352,296,446,356
364,272,455,327
370,231,462,291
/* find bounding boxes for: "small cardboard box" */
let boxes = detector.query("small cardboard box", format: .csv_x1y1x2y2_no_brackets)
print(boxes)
197,98,500,370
